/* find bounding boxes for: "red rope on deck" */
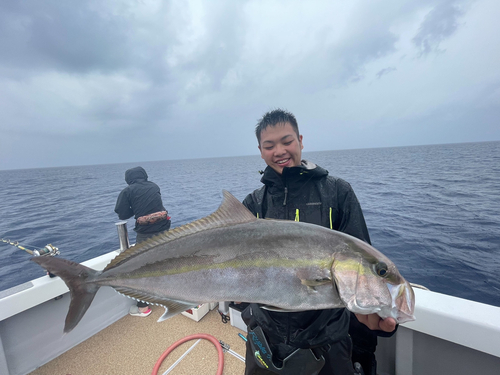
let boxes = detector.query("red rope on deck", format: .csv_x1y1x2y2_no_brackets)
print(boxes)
151,333,224,375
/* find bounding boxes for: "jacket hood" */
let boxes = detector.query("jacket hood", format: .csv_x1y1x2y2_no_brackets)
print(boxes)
125,167,148,185
261,160,328,186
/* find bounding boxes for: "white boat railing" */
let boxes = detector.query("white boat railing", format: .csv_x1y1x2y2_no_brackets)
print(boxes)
376,288,500,375
405,288,500,358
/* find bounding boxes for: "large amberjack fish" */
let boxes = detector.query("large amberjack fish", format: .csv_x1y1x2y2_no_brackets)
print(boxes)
32,190,415,333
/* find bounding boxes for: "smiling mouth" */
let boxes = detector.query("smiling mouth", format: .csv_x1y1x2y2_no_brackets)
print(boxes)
276,158,290,165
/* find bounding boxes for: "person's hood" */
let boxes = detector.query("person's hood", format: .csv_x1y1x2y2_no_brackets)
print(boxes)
261,160,328,186
125,167,148,185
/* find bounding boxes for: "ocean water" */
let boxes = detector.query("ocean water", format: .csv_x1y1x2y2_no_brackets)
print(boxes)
0,141,499,307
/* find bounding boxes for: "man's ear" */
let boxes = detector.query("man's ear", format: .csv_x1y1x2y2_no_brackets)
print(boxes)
299,135,304,150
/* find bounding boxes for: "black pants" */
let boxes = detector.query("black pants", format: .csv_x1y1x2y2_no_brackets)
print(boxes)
351,349,376,375
244,335,354,375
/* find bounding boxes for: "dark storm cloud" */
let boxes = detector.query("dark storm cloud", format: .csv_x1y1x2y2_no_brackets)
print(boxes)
0,1,134,74
85,1,249,129
412,0,466,56
0,0,248,133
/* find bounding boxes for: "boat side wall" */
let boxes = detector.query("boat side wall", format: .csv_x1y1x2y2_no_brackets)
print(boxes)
405,288,500,358
0,286,133,375
377,327,500,375
0,251,122,321
0,251,134,375
376,288,500,375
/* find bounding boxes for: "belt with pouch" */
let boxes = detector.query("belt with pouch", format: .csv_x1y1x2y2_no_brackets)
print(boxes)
136,211,170,226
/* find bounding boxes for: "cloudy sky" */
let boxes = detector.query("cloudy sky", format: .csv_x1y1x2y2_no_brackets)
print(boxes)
1,0,499,170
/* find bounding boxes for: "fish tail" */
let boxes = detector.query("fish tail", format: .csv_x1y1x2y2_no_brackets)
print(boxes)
31,256,100,333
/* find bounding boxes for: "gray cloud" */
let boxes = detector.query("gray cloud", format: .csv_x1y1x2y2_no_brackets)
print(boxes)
376,67,397,79
0,0,497,170
412,0,467,56
0,2,132,74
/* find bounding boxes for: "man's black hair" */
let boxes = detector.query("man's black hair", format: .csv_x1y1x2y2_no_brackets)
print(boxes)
255,109,300,145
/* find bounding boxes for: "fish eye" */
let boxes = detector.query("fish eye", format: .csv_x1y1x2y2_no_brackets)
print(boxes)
374,262,388,277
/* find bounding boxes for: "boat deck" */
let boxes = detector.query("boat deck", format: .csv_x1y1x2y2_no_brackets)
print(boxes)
28,306,246,375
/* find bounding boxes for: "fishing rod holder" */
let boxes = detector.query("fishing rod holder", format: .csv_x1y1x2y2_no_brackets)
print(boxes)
115,221,130,252
33,244,60,257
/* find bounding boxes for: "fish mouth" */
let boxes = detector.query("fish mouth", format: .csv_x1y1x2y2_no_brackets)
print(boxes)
384,282,416,324
348,282,416,324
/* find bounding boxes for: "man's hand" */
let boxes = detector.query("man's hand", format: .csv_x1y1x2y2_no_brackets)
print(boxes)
355,313,397,332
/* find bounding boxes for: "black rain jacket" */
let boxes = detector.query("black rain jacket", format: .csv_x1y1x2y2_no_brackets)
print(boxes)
114,167,170,234
241,160,383,358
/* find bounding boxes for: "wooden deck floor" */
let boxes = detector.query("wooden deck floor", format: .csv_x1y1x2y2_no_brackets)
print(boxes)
28,306,246,375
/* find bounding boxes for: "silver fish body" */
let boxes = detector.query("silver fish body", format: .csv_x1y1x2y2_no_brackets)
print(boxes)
32,190,415,333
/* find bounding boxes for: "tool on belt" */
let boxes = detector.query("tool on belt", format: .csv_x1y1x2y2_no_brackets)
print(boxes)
247,325,326,375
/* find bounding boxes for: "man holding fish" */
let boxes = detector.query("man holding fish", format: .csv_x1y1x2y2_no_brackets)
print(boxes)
31,113,414,375
241,109,398,375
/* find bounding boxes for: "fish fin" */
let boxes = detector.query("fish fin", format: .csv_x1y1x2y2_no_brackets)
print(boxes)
31,257,100,333
158,301,199,322
113,287,198,321
105,190,256,271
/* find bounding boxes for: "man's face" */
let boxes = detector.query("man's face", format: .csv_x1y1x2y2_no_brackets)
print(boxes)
258,122,303,174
